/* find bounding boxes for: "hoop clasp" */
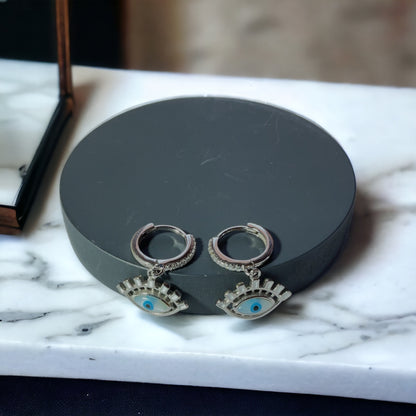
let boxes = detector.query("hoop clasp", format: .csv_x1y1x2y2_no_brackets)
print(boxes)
208,222,273,273
131,223,196,272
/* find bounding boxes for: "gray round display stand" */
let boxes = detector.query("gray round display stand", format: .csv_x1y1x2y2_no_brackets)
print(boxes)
60,97,355,315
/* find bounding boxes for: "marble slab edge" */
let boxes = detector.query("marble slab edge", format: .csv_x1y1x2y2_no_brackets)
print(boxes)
2,341,415,404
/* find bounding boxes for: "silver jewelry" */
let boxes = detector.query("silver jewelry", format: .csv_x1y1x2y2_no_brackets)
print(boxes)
117,223,196,316
209,222,291,320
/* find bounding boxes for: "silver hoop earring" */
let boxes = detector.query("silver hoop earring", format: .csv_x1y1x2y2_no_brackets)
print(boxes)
209,223,291,320
117,223,196,316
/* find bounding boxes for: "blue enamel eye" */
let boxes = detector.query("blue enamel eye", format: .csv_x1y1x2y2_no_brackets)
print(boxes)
133,294,171,314
236,296,275,316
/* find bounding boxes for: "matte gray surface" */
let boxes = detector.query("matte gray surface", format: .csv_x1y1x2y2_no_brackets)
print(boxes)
60,97,355,314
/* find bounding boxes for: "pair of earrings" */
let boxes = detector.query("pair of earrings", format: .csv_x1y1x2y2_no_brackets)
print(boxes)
117,222,291,320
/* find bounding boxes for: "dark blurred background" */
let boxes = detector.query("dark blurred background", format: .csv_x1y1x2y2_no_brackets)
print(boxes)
1,0,415,86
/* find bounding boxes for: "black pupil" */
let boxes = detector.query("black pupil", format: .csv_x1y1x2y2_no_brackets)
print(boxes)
253,305,259,311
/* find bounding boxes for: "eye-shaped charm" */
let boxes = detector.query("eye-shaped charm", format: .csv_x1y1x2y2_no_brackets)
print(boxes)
216,278,291,320
117,223,196,317
117,275,188,316
209,223,292,320
134,294,169,313
236,296,273,315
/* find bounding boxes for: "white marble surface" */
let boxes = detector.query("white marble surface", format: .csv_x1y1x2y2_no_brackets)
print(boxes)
0,59,58,205
0,65,415,403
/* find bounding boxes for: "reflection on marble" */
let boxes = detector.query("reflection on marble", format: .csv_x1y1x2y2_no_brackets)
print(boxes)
0,66,415,404
0,59,58,205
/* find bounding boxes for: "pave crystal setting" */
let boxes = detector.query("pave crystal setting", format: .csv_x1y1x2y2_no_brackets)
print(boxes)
208,239,245,271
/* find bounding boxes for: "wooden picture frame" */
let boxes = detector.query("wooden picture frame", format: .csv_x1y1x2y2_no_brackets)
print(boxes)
0,0,73,235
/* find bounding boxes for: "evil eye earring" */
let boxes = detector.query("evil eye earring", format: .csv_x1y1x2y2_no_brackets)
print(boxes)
117,223,196,316
209,223,291,320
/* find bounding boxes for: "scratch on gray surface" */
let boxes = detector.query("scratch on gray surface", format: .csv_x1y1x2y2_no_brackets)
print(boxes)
274,115,281,145
200,154,222,166
224,172,243,182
